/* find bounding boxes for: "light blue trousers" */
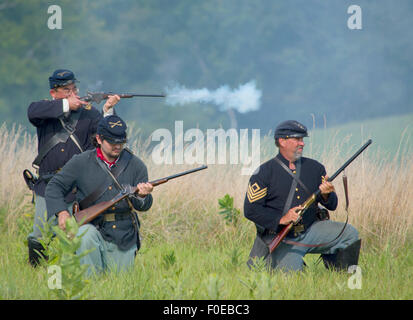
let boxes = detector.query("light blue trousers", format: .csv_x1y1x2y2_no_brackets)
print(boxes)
249,220,359,272
269,220,359,271
28,195,70,240
28,195,56,240
76,224,137,277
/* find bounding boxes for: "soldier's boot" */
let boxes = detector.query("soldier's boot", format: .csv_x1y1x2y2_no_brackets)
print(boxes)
321,239,361,271
28,237,48,267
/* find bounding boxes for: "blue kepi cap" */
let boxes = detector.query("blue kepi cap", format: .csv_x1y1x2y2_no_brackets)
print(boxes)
49,69,78,89
97,115,128,144
274,120,308,139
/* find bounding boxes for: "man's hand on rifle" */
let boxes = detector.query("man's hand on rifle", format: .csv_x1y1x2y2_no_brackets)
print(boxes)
68,95,89,111
103,95,121,113
57,210,71,230
319,175,335,201
280,205,303,225
136,182,153,198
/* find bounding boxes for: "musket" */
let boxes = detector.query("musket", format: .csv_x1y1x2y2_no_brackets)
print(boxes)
268,139,372,254
80,91,166,104
73,165,208,225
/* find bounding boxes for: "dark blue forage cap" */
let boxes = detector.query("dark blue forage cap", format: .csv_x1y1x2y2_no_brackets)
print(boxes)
97,115,128,144
49,69,78,89
274,120,308,139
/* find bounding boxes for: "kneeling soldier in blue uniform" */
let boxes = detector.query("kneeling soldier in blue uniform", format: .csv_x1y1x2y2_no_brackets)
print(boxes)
45,115,153,275
27,69,120,266
244,120,361,272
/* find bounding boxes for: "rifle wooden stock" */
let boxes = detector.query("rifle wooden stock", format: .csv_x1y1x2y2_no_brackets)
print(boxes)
74,196,129,225
73,165,207,225
268,139,372,254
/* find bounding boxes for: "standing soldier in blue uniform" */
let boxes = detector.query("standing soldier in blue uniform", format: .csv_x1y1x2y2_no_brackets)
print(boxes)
244,120,361,272
27,69,120,266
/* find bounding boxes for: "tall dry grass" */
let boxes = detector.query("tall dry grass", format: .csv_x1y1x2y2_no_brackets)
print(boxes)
313,137,413,250
0,124,412,250
0,124,37,233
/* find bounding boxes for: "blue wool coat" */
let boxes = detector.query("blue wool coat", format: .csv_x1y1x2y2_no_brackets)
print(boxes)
45,148,153,250
244,153,338,238
28,99,102,197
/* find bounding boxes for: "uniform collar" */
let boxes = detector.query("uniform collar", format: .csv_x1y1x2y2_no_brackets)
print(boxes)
96,147,119,168
276,152,292,166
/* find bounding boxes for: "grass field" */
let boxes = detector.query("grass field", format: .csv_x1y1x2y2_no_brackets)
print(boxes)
0,114,412,300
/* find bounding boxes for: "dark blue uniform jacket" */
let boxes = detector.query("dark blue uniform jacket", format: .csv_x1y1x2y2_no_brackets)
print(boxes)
244,153,338,238
28,99,102,197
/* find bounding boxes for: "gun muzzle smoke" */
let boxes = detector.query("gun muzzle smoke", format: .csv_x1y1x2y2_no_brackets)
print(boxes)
164,80,262,114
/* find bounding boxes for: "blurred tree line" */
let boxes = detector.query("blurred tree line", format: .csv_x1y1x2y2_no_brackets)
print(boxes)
1,0,412,138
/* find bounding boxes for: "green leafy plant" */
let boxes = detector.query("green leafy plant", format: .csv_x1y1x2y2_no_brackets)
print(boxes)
39,217,94,300
162,249,177,270
218,194,240,226
222,246,242,271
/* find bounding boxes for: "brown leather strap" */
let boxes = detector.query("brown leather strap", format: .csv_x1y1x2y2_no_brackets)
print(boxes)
343,169,349,211
79,149,132,210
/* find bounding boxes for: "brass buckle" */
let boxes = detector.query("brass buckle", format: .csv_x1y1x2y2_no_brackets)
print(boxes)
292,224,305,237
104,213,116,222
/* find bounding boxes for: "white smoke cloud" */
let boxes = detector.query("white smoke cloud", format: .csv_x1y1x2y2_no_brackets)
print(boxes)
165,80,261,114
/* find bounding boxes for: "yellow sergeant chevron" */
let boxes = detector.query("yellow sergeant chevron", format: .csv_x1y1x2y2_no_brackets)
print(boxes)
247,182,267,203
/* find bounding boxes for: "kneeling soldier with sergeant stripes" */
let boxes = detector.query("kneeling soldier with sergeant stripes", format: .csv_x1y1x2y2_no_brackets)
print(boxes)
244,120,361,272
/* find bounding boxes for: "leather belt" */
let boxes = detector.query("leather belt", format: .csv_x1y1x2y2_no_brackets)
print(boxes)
262,226,305,237
291,223,305,237
103,212,131,222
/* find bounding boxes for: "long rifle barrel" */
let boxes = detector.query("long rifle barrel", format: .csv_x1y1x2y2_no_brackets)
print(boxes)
121,93,166,98
150,165,208,186
80,91,165,104
328,139,372,182
74,165,207,225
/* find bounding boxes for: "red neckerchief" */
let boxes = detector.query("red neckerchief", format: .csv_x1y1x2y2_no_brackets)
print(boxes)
96,147,118,168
